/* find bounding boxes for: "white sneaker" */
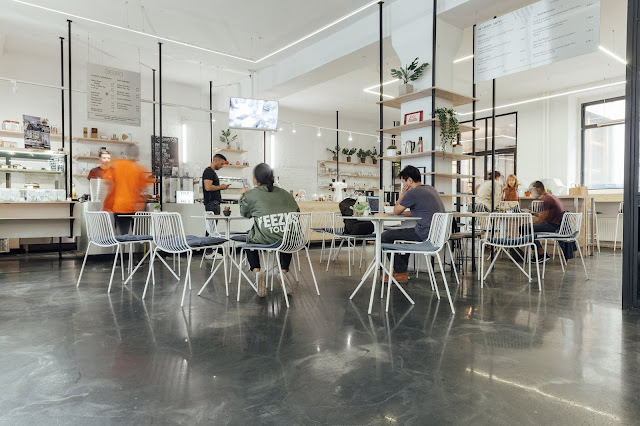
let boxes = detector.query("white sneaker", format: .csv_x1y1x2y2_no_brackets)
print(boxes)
256,271,267,297
204,251,224,260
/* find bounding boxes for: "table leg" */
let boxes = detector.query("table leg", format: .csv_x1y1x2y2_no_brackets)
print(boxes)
367,221,383,315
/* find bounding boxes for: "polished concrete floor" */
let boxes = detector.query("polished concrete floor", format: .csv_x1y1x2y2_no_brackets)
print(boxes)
0,247,639,424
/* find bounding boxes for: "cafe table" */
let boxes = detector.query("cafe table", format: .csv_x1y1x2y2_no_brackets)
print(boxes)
348,214,421,315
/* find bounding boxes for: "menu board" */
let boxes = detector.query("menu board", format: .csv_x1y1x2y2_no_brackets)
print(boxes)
475,0,600,83
88,63,141,126
152,136,179,177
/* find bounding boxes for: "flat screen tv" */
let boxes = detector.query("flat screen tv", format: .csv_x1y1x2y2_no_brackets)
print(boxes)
229,97,279,131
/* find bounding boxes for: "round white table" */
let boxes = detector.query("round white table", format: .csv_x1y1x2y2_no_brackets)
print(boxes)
348,215,421,314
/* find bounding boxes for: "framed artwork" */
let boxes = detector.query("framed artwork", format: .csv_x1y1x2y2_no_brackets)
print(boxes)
404,111,423,125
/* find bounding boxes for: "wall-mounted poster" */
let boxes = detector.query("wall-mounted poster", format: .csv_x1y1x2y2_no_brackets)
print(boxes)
474,0,600,83
88,63,141,126
23,115,50,149
152,136,179,177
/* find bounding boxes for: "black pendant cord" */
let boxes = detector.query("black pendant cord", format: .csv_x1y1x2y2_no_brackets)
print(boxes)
158,42,163,208
263,131,266,163
378,1,383,196
490,78,496,212
209,81,213,160
60,36,66,197
152,69,156,197
336,111,339,179
430,0,437,187
67,20,72,198
471,24,477,271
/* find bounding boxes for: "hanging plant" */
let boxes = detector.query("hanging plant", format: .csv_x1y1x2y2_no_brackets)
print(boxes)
434,107,460,153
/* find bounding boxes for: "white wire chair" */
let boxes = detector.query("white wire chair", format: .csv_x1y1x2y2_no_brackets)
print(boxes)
199,211,225,268
499,201,521,212
324,213,375,276
530,200,544,213
312,211,334,264
143,212,228,306
614,202,623,252
124,211,178,284
480,213,541,291
381,213,456,313
77,211,153,292
536,212,588,280
236,212,319,307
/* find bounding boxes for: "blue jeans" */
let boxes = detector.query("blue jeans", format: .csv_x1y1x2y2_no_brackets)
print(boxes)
381,227,422,273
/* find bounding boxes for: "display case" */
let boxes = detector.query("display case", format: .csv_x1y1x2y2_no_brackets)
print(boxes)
0,147,67,201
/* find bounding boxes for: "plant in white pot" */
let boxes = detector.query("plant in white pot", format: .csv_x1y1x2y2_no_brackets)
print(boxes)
220,128,237,149
391,58,430,96
386,145,397,157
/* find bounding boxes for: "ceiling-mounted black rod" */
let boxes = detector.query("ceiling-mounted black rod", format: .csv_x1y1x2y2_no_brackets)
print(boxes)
158,42,163,208
59,37,65,151
209,81,213,160
336,110,340,178
67,20,73,198
430,0,437,187
263,131,266,163
152,69,157,197
378,1,384,194
471,24,477,271
490,78,496,212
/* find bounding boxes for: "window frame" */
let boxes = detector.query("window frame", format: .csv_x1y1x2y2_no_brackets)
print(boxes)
580,95,626,187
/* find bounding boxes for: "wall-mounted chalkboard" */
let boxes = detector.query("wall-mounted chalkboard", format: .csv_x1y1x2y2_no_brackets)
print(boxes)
152,136,180,177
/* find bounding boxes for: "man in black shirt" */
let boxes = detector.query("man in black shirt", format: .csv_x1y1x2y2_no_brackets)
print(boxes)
202,154,229,214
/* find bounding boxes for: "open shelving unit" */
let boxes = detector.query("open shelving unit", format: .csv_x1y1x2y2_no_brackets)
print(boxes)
379,118,478,135
377,87,479,109
0,129,64,141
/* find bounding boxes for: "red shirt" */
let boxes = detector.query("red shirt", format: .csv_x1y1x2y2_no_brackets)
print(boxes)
541,193,563,226
504,187,518,201
87,167,107,180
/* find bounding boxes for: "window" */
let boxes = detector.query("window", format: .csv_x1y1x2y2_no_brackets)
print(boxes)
581,97,625,189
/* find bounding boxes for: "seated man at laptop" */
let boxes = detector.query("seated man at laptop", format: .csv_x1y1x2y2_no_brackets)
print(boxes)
381,165,445,283
529,180,564,260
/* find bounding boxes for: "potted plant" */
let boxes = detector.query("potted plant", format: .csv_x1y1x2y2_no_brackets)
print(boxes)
391,57,430,96
350,201,367,217
434,107,460,153
370,148,378,164
386,145,397,157
220,129,237,149
326,144,340,161
356,148,370,163
223,206,231,216
342,147,356,162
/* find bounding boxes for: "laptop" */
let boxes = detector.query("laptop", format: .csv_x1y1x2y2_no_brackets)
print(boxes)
366,196,380,213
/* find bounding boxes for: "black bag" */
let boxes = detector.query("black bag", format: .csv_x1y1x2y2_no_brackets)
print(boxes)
339,198,374,235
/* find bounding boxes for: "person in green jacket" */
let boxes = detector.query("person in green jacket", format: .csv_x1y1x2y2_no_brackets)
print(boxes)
240,163,299,297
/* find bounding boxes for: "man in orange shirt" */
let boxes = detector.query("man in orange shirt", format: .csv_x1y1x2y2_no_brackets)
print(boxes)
103,145,153,234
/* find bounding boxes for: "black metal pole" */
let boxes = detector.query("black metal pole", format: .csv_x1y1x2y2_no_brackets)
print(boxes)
152,69,157,198
336,111,340,179
67,20,73,198
158,42,163,208
622,0,639,309
263,131,266,163
430,0,437,187
490,16,498,213
209,80,213,160
471,25,477,272
60,37,65,151
378,1,384,195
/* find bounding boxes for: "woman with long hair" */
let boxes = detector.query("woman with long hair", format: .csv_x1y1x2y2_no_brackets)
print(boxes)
504,174,519,201
240,163,299,297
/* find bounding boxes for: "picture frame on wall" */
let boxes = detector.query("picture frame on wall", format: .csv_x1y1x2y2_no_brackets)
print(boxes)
404,111,423,125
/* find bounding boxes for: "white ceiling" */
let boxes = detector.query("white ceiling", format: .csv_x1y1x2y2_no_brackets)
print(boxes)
0,0,630,126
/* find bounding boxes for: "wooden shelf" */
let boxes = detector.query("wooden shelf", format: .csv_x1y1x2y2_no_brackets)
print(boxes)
0,129,64,141
379,119,478,135
422,171,481,179
318,173,379,179
74,156,99,160
317,160,379,167
74,137,138,145
73,174,88,178
380,150,479,162
224,164,249,169
219,148,247,153
0,168,63,175
319,185,379,190
0,201,75,204
377,87,478,108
